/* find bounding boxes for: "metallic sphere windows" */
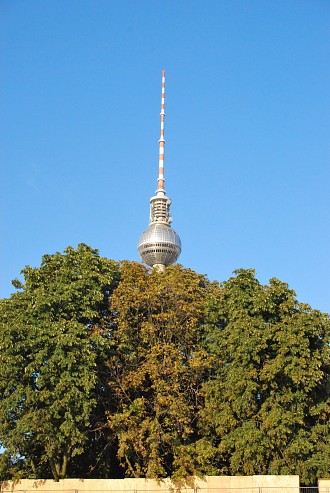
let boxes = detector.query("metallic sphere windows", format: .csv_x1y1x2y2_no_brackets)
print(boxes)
138,223,181,267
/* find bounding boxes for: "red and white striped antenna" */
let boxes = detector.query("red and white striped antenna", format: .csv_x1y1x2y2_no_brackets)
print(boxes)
157,70,166,195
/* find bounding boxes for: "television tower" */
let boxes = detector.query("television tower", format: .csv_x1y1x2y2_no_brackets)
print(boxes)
137,70,181,271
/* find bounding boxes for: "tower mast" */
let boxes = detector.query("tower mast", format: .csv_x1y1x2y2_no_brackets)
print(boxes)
137,71,181,271
157,70,166,195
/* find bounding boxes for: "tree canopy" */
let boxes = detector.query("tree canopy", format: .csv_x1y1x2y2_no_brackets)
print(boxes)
197,269,330,484
0,248,329,484
0,244,120,480
106,262,212,478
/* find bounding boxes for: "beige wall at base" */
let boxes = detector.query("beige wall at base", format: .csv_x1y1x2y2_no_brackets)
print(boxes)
0,475,300,493
318,479,330,491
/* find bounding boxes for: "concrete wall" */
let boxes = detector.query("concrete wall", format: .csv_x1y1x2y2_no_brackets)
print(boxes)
0,475,300,493
319,479,330,493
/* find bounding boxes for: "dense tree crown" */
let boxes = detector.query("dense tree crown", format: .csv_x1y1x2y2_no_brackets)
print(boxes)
0,247,329,484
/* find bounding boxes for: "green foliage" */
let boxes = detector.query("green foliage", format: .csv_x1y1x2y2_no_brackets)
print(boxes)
0,244,119,480
1,253,329,483
198,269,330,484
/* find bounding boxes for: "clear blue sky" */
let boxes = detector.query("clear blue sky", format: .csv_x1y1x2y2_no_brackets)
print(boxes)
2,1,329,313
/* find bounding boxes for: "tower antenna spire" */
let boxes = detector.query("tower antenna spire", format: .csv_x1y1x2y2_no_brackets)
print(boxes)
137,70,181,271
157,69,166,195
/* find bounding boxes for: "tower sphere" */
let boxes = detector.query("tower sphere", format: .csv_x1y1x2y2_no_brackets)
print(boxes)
137,70,181,270
138,223,181,267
